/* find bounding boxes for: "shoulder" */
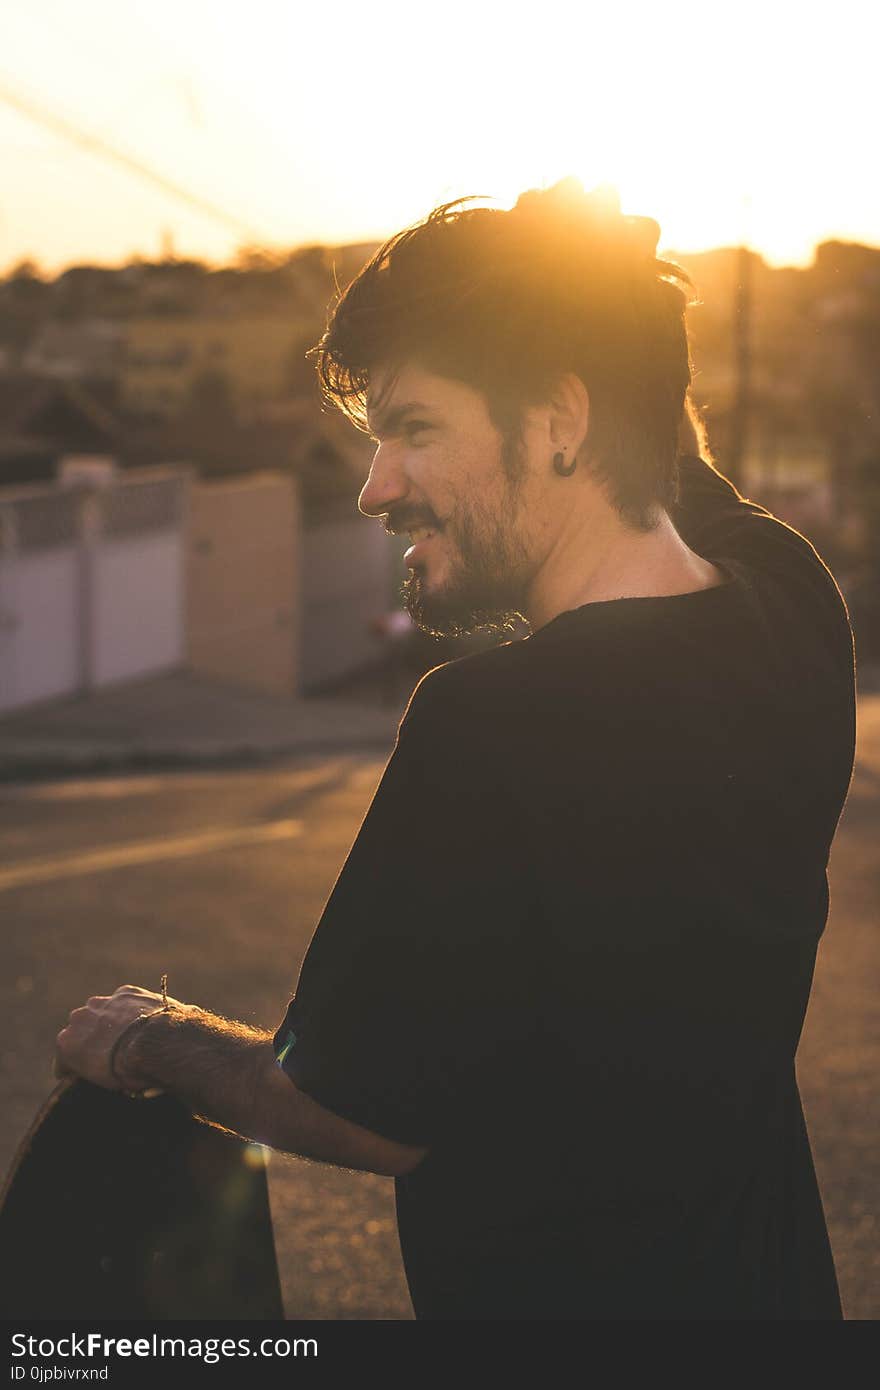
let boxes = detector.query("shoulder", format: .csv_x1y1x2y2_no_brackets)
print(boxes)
401,638,533,730
390,639,540,775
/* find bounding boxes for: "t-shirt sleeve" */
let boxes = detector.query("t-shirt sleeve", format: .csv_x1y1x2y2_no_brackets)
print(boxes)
272,665,529,1148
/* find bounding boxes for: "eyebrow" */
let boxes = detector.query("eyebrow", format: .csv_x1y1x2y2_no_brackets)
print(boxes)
366,401,434,439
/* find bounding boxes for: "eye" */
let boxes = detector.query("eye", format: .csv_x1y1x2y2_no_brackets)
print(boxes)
404,420,432,441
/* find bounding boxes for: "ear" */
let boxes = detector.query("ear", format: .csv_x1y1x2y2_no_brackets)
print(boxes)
546,373,590,457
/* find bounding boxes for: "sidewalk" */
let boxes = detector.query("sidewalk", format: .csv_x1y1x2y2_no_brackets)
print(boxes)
0,671,409,781
4,661,878,784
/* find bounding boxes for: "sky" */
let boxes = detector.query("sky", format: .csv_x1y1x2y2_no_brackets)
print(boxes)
1,0,878,274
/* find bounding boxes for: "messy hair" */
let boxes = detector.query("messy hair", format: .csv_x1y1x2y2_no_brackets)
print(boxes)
313,178,694,530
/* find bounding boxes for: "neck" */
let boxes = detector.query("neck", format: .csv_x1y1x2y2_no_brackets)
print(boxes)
524,506,726,631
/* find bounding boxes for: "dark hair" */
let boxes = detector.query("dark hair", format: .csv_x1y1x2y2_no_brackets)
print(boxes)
313,178,694,529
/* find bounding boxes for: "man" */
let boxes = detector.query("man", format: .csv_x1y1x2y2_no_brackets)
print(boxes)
57,180,856,1319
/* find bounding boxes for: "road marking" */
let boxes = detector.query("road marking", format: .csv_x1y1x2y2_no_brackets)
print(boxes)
0,761,353,801
0,820,304,893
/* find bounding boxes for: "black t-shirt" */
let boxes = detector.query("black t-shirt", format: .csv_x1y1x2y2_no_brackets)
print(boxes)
273,455,856,1320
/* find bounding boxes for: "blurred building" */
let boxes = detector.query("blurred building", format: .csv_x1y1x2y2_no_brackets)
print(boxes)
6,232,877,691
0,410,399,712
22,319,126,383
0,376,121,488
120,315,312,420
679,241,880,580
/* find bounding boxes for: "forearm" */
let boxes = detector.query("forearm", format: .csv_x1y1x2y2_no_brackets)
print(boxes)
119,1006,424,1178
120,1006,270,1137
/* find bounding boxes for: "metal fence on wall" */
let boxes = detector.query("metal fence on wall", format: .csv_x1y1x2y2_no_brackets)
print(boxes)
0,469,187,714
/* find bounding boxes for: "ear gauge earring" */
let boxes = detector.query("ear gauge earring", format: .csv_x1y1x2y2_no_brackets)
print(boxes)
553,450,577,476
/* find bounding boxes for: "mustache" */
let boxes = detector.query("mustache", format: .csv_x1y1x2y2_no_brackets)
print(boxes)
382,508,442,538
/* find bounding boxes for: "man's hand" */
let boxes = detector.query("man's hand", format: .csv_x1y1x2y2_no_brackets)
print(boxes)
57,986,426,1175
55,984,184,1092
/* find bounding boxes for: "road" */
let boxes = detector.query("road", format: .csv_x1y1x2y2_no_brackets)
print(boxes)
0,704,877,1319
0,755,413,1320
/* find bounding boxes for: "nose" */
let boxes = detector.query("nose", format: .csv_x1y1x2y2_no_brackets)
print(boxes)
358,442,409,519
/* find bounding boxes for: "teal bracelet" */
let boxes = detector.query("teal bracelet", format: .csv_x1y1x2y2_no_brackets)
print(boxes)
275,1029,296,1068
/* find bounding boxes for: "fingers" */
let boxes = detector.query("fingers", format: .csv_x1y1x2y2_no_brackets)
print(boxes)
71,990,153,1018
54,1024,78,1080
55,983,183,1091
65,988,164,1036
54,1028,71,1079
55,991,147,1089
75,986,166,1009
113,983,185,1011
112,985,165,1005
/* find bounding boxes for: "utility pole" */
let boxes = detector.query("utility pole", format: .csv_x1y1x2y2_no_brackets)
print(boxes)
727,241,752,494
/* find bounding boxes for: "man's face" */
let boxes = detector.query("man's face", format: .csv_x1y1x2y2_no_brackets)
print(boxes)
360,363,532,637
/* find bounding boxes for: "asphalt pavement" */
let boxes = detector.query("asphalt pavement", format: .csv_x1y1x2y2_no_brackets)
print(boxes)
0,670,407,781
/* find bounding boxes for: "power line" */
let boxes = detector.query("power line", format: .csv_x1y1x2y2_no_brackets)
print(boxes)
0,78,277,246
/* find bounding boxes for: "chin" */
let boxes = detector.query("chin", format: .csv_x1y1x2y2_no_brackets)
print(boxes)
402,572,521,641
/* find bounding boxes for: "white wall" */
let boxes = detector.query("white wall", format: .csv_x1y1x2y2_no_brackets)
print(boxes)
187,473,299,696
0,547,81,711
0,470,187,713
91,531,184,686
301,515,396,690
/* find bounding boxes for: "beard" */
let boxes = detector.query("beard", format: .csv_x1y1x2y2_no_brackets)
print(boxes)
402,572,523,639
401,487,530,639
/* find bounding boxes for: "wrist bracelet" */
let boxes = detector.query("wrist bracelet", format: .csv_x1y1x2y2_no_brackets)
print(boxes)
108,1008,167,1098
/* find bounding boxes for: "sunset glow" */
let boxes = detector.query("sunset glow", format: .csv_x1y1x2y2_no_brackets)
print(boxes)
1,0,877,272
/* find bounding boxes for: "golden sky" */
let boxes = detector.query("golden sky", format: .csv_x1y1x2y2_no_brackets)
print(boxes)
1,0,877,274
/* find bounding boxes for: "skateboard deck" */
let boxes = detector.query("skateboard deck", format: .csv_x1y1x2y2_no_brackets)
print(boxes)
0,1079,284,1320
